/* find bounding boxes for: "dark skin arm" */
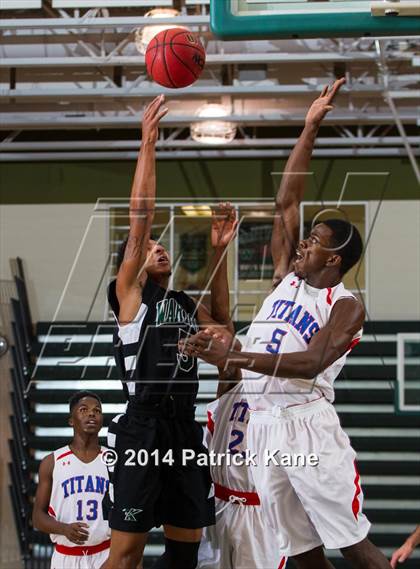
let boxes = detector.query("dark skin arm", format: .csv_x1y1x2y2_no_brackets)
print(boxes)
116,95,168,324
191,203,242,397
32,454,90,544
181,298,364,380
271,78,346,289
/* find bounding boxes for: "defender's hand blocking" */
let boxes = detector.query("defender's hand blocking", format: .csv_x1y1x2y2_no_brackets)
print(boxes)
141,94,169,144
211,202,238,248
179,327,238,367
305,77,346,127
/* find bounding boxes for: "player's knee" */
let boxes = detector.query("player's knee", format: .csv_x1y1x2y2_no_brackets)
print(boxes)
164,538,200,569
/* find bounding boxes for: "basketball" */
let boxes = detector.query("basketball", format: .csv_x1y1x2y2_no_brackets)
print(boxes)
145,28,206,89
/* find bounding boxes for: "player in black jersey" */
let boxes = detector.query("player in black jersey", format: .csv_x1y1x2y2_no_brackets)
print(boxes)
102,96,237,569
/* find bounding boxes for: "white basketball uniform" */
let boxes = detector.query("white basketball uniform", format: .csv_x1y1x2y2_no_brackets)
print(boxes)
198,383,287,569
243,272,371,556
48,446,111,569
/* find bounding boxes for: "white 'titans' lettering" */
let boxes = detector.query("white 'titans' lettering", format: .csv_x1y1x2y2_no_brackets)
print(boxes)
155,298,197,329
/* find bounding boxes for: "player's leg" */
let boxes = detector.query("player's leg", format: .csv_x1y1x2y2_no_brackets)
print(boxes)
247,412,323,557
279,401,377,567
99,529,147,569
159,418,215,569
341,537,392,569
291,546,336,569
154,526,201,569
230,505,287,569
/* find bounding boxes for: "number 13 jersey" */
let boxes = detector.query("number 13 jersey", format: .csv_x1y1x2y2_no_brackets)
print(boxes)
48,446,110,547
242,272,362,410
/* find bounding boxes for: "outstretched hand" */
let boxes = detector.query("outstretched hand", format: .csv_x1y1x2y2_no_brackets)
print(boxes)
179,327,238,367
305,77,345,127
211,202,238,248
142,94,169,144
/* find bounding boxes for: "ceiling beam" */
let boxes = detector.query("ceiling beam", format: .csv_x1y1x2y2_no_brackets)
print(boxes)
0,15,209,30
1,148,417,161
1,112,417,129
0,52,415,67
1,137,419,151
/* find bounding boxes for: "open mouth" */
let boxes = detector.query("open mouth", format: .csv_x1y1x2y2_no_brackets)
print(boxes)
295,249,304,261
157,256,169,265
85,420,98,427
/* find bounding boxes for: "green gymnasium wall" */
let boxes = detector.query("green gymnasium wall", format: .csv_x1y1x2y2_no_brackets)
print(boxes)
0,157,418,204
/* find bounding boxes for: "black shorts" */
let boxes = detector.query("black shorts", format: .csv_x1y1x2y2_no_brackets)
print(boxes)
105,407,215,533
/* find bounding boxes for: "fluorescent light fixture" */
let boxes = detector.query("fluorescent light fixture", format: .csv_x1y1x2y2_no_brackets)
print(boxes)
181,205,212,217
190,104,237,145
134,8,186,55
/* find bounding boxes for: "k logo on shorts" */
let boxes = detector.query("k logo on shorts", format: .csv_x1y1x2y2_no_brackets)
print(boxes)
122,508,143,521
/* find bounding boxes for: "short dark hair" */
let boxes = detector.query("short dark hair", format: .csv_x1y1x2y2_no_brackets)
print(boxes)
319,218,363,275
69,391,102,414
116,236,129,273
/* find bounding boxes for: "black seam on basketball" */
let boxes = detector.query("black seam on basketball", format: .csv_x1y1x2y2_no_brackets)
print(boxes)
168,43,205,54
149,42,204,54
149,41,159,77
169,44,198,80
162,29,177,88
169,30,194,43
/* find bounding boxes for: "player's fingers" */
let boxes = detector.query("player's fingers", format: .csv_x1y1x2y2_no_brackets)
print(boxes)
327,77,345,102
325,105,334,112
155,106,169,122
77,529,90,537
145,94,165,118
320,85,329,98
192,337,212,349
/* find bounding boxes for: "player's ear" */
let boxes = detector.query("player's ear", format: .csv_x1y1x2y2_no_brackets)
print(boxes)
326,254,341,269
68,415,73,427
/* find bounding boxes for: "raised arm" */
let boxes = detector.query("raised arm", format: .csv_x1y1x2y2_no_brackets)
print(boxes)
116,95,168,324
271,78,346,288
209,202,237,334
32,454,90,544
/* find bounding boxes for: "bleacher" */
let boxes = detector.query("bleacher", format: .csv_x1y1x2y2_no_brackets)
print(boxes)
8,260,420,568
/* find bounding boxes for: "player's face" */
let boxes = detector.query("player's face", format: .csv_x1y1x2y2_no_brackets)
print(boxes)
293,223,337,279
145,239,172,278
69,397,103,435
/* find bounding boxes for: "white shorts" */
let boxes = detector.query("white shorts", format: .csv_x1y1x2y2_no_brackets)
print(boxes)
50,547,109,569
247,397,371,556
197,497,287,569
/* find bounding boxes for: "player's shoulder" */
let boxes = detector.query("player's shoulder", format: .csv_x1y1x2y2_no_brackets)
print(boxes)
38,452,55,477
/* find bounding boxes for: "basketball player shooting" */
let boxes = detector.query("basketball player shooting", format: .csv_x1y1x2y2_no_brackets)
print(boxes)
32,391,110,569
181,79,393,569
104,96,237,569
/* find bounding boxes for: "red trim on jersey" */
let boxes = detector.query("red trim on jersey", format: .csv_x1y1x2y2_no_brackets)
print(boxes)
207,411,215,435
326,287,333,305
215,483,260,506
55,539,110,556
56,450,73,461
278,557,287,569
351,460,361,520
48,506,56,518
348,337,360,352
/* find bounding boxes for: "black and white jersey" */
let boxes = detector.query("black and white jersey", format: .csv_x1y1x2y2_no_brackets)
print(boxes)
107,277,199,407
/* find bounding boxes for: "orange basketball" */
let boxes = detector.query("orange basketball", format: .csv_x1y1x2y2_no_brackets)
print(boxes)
145,28,206,89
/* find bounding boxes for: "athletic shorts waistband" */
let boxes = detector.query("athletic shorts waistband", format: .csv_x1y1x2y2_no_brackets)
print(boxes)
55,539,110,556
215,483,260,506
249,397,332,424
